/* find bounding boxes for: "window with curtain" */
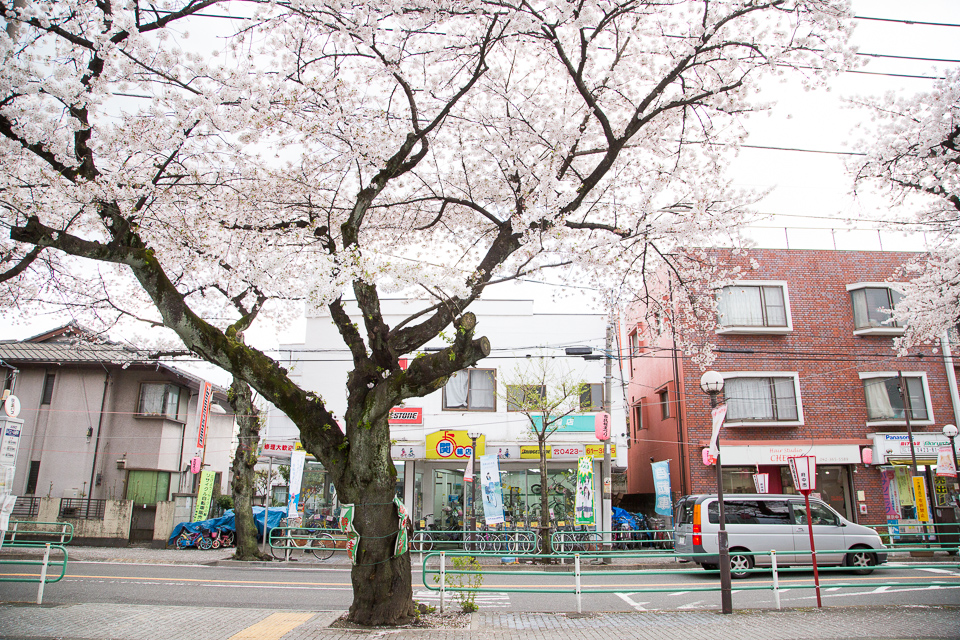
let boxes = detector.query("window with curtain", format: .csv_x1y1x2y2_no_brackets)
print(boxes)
862,375,928,421
507,384,546,411
138,382,182,419
725,376,799,422
717,284,788,328
442,369,496,411
850,287,902,330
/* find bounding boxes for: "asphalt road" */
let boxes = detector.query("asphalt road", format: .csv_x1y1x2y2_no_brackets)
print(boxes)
1,558,958,613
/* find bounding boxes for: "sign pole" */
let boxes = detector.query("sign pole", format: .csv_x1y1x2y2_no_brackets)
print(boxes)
802,490,822,608
789,455,821,609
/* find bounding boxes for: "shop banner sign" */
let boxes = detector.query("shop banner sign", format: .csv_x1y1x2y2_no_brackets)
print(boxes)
913,476,930,522
575,456,595,525
287,450,306,519
479,454,505,525
708,404,727,459
753,473,769,493
394,496,410,557
426,430,483,459
195,381,214,449
338,503,359,564
881,468,900,518
193,469,215,522
936,447,957,477
652,460,672,516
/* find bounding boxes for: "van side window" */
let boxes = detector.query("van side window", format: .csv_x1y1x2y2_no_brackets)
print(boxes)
708,500,791,524
792,502,839,526
676,498,695,525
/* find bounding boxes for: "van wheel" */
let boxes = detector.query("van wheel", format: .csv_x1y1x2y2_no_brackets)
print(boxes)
728,550,753,579
845,548,876,575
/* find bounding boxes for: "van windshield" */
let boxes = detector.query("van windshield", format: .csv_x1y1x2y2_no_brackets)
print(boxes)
707,500,791,525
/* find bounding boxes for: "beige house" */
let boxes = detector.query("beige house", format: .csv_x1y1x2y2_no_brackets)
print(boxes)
0,323,235,541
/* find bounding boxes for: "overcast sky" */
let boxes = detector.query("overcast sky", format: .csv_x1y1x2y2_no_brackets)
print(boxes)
3,0,958,354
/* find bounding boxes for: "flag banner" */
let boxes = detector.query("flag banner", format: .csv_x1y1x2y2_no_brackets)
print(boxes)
287,450,306,519
195,381,214,449
394,496,410,557
708,404,727,459
464,449,474,482
480,454,505,525
936,446,957,477
753,473,769,493
193,469,215,522
652,460,672,515
338,503,359,565
575,456,595,525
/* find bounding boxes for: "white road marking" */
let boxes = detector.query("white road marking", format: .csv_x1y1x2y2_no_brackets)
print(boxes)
668,591,690,596
614,593,648,611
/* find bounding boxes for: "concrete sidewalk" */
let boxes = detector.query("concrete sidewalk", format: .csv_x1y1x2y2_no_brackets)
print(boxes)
0,602,957,640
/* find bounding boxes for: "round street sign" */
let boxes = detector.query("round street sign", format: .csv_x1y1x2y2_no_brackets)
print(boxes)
3,395,20,418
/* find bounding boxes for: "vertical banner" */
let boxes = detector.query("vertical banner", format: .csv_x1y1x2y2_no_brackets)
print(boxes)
287,450,306,519
193,469,215,522
479,454,505,525
575,456,595,525
936,447,957,477
752,473,769,493
708,404,727,459
195,381,214,450
394,496,410,557
913,476,930,522
652,460,672,516
895,467,914,505
338,503,359,565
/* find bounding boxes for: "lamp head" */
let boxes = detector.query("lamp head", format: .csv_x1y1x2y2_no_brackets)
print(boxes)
467,430,483,440
943,424,958,439
699,370,724,395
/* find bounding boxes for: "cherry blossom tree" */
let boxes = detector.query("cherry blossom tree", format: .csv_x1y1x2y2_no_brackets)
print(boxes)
1,0,852,625
852,70,960,349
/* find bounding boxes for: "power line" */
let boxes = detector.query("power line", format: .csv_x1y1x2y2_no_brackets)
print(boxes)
854,15,960,28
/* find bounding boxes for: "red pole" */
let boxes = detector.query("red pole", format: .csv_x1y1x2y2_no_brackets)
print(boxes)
803,491,822,608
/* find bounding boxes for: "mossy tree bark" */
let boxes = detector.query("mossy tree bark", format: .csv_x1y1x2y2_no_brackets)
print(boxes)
228,377,271,561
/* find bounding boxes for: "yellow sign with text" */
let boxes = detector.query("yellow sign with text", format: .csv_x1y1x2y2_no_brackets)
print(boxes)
425,430,485,460
520,446,551,459
584,444,616,458
913,476,930,522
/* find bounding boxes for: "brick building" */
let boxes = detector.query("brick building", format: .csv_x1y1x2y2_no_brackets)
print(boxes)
625,248,960,531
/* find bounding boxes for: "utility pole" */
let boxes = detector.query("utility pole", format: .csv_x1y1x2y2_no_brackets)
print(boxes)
602,320,613,562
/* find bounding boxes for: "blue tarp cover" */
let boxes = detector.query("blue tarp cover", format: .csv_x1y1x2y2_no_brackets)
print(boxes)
168,506,287,545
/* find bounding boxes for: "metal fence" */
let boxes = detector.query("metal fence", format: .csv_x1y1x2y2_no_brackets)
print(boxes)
11,496,41,519
420,546,960,614
0,542,69,604
3,521,74,545
59,498,107,520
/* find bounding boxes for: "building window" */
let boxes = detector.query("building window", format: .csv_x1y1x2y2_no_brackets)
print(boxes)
724,375,800,423
632,401,643,435
40,373,56,405
860,373,930,422
25,461,41,494
658,388,670,419
138,383,182,420
506,384,546,411
443,369,496,411
847,284,903,333
579,383,604,411
717,283,790,332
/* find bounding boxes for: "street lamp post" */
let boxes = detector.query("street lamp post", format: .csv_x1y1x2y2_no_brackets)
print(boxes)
943,424,959,479
699,371,733,615
468,430,482,549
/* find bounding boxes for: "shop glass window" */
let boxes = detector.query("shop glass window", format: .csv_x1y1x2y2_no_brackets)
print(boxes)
443,369,496,411
506,384,546,412
718,284,788,328
579,383,603,411
137,383,182,419
850,286,902,330
862,375,928,421
724,376,799,422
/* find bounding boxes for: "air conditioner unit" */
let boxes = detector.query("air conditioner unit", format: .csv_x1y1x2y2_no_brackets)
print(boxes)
62,488,80,499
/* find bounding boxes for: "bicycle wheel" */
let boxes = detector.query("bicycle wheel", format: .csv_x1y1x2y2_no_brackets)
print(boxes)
309,532,336,560
412,531,434,552
175,535,190,550
270,530,291,560
581,532,602,553
198,535,213,550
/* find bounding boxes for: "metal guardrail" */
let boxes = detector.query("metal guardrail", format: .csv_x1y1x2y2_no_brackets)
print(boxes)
866,522,960,548
0,542,69,604
3,521,74,545
412,529,539,553
420,546,960,614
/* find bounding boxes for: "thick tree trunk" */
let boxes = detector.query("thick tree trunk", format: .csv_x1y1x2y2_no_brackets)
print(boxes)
228,378,271,561
538,435,553,558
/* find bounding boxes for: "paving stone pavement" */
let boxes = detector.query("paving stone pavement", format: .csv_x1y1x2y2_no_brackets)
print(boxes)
0,603,958,640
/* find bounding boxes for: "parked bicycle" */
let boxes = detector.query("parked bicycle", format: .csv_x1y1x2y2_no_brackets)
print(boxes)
175,529,213,550
269,523,337,560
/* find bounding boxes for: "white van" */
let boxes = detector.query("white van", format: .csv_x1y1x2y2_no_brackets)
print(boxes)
674,494,887,578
